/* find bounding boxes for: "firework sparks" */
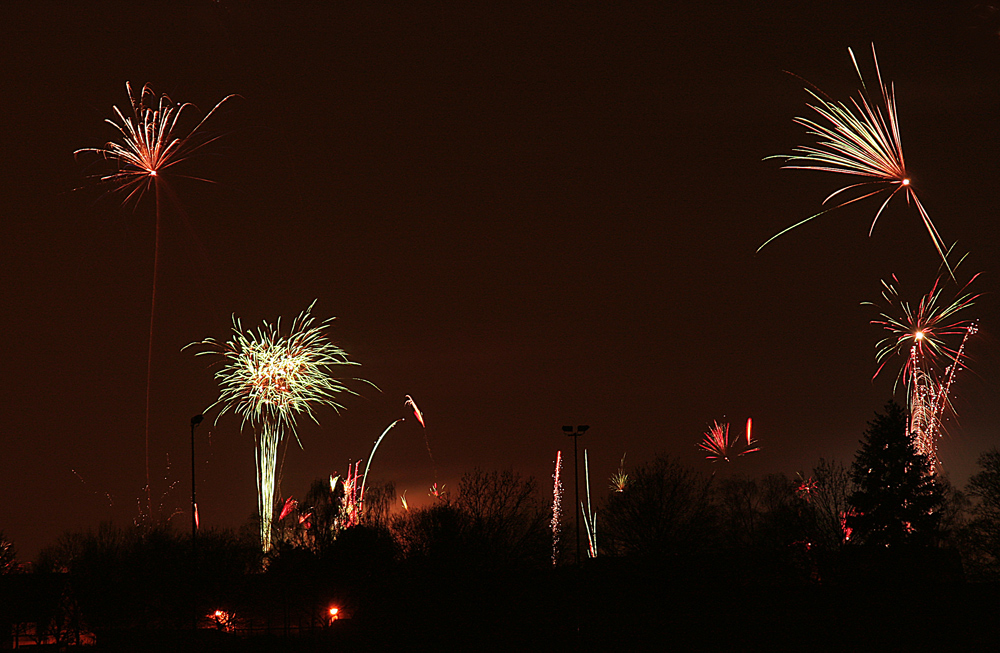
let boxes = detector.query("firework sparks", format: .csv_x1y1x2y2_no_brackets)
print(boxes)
698,419,760,462
404,395,425,428
762,46,952,273
76,83,237,516
581,449,597,558
75,82,237,205
699,422,732,462
609,454,629,493
405,394,436,474
360,419,405,512
868,273,980,388
795,473,819,502
189,302,369,551
744,417,760,455
867,275,979,468
338,462,363,528
278,497,298,522
428,482,445,499
551,450,563,566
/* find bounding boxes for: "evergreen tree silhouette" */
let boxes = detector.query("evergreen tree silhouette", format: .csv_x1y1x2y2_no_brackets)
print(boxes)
848,401,944,547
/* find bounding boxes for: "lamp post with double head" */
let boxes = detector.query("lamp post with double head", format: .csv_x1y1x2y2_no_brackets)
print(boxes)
562,425,589,565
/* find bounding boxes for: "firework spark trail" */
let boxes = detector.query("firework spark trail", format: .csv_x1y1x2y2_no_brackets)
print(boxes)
278,497,298,522
551,450,563,566
404,395,425,428
582,449,597,558
908,323,977,468
360,419,405,511
76,83,237,516
189,302,369,551
762,45,952,274
744,417,760,455
404,395,436,475
867,274,979,468
698,420,760,462
72,469,115,507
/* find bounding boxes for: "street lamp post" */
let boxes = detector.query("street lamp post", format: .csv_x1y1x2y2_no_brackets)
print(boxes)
562,425,589,565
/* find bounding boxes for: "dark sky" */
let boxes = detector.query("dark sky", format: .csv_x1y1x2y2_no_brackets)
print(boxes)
3,0,1000,560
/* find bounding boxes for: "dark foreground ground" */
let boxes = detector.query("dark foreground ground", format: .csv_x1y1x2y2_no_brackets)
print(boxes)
6,551,1000,651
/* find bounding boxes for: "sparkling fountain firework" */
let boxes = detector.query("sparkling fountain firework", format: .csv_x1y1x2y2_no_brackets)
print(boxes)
76,83,237,515
189,302,368,551
867,275,979,469
551,450,563,566
762,46,952,274
610,453,629,493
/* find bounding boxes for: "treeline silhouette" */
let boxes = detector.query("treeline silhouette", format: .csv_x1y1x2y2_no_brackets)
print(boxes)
5,404,1000,650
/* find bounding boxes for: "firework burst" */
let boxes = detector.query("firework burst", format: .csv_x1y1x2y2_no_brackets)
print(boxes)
762,45,952,274
189,302,369,551
795,473,819,502
698,418,759,463
76,82,237,205
867,274,979,468
609,454,629,493
868,273,980,388
76,83,236,516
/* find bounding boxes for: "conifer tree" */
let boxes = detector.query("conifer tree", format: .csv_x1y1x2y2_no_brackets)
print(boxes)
848,401,944,546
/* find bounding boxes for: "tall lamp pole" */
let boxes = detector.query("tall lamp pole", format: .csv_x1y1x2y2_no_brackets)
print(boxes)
563,425,589,565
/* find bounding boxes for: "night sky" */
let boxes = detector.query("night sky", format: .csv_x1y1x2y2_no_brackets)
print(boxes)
4,0,1000,561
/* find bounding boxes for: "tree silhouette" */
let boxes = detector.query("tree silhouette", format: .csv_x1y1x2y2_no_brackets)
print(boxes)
391,469,547,568
962,448,1000,578
805,458,855,550
848,401,944,547
600,454,716,558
